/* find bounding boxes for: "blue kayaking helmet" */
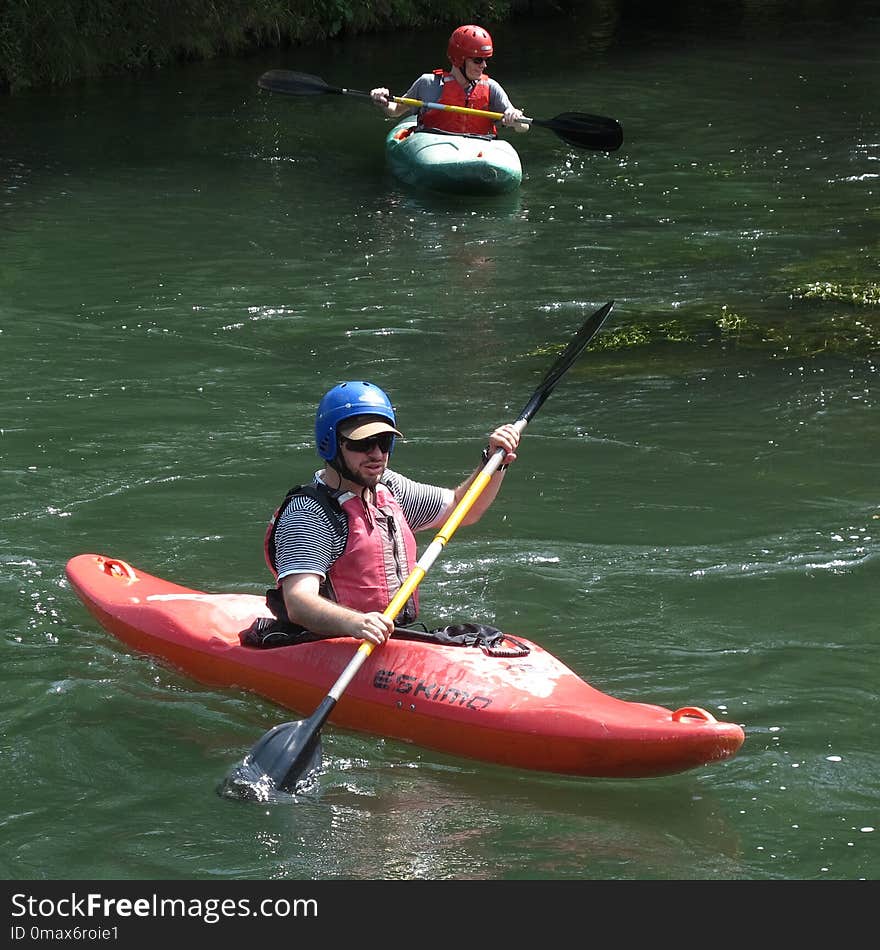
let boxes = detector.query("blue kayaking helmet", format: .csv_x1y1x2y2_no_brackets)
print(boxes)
315,381,400,461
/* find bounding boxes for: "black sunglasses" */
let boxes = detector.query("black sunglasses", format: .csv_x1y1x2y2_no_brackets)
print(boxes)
342,432,394,454
469,57,489,65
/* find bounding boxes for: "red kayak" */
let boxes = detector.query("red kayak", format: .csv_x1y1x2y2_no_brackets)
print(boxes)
65,553,745,779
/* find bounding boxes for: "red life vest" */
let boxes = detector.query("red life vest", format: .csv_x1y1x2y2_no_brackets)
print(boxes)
331,487,419,620
264,482,419,625
420,70,496,136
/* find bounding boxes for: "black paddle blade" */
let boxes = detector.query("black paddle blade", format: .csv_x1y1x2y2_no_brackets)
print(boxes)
219,718,324,801
518,300,614,423
257,69,335,97
534,112,624,152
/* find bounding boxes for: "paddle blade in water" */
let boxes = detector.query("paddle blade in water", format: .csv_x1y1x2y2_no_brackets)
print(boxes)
219,718,323,801
535,112,624,152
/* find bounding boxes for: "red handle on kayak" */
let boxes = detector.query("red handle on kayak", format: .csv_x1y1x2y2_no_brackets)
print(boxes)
97,556,138,582
672,706,717,724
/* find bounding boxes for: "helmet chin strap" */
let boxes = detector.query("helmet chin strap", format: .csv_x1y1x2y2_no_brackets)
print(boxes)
327,452,363,485
328,452,370,489
451,63,478,98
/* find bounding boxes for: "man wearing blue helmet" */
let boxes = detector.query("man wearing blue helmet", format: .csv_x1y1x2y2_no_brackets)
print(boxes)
260,381,520,648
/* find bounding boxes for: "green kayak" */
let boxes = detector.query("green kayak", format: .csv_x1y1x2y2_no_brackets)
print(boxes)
385,117,523,196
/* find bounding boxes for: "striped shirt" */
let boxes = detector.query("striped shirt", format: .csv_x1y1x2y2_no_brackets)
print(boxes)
273,470,453,581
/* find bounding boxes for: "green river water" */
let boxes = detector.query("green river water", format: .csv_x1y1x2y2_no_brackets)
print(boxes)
1,6,877,891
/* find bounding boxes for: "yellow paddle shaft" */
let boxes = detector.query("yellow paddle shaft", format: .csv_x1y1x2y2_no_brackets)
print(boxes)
393,96,528,125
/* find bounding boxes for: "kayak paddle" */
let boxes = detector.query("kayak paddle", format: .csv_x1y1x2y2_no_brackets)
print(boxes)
257,69,624,153
220,299,615,801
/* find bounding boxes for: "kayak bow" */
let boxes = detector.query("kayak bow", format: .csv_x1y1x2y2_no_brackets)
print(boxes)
385,117,523,195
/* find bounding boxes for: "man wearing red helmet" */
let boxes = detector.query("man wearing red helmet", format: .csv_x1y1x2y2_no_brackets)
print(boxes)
370,24,525,136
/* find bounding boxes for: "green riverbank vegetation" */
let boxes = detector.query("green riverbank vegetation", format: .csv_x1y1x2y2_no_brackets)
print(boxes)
1,0,553,93
3,0,859,94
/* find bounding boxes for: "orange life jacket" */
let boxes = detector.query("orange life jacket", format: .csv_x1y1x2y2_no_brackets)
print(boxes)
419,69,496,136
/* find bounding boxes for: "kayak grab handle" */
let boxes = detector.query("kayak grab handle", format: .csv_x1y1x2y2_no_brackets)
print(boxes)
672,706,717,724
96,556,138,582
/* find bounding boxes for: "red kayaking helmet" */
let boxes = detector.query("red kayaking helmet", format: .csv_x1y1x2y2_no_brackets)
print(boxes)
447,24,494,69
